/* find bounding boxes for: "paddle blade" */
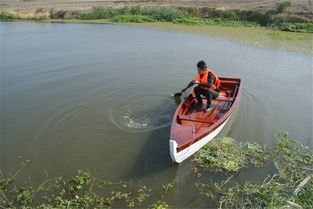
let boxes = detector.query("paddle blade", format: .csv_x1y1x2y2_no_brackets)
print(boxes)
173,92,182,97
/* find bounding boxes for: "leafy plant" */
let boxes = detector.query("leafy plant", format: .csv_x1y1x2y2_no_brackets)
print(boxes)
160,183,174,198
195,134,313,208
272,22,313,32
273,132,313,182
111,15,155,23
192,137,268,174
67,170,92,191
148,200,170,209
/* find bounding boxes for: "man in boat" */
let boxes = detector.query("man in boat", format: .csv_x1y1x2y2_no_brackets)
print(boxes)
193,60,220,112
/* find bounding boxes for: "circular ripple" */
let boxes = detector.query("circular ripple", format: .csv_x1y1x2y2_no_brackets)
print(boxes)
109,95,177,133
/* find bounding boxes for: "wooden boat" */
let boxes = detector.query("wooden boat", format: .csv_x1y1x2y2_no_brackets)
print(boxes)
170,77,242,163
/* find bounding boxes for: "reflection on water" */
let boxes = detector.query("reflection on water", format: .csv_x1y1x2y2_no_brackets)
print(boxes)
1,22,312,208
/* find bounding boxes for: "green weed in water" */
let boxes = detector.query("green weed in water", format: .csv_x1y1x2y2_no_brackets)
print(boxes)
192,137,268,174
148,200,170,209
160,183,174,198
194,134,313,209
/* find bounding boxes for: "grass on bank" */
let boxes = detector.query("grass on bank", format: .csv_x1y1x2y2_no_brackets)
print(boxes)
268,31,311,40
1,6,313,33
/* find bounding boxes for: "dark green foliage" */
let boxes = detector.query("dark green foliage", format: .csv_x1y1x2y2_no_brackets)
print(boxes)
81,6,187,21
272,22,313,32
139,7,186,21
0,11,17,20
111,15,154,23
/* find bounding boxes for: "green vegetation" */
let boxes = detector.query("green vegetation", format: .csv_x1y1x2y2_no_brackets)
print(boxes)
193,137,267,175
0,165,162,208
272,22,313,33
160,183,174,198
0,12,16,20
194,133,313,208
80,6,187,22
148,200,170,209
1,133,312,208
111,15,154,23
1,5,312,32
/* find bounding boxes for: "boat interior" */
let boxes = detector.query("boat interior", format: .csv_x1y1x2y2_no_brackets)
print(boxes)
176,78,240,129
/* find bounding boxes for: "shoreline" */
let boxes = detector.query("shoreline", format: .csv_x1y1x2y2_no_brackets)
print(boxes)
2,18,312,55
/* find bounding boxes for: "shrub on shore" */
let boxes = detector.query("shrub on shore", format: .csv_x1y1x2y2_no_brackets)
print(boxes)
111,14,154,23
0,5,312,32
81,6,188,22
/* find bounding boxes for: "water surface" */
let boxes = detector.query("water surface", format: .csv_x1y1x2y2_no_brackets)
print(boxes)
1,22,312,207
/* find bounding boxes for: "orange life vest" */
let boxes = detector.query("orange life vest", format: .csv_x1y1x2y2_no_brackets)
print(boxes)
194,69,220,90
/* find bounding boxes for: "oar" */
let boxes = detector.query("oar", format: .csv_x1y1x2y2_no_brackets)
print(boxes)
173,80,194,97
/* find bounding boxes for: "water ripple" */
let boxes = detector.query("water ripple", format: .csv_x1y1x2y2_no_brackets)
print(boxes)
109,95,177,133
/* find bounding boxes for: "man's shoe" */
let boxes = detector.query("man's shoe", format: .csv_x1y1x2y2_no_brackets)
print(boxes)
204,107,212,112
193,102,203,109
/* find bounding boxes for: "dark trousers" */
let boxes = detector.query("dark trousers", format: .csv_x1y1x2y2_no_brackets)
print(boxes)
194,86,219,108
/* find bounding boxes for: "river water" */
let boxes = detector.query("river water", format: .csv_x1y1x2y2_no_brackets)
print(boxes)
1,22,312,207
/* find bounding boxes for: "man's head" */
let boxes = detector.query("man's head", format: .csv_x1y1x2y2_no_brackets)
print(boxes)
197,60,207,75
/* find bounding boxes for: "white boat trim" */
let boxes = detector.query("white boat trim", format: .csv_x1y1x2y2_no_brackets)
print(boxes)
169,117,230,163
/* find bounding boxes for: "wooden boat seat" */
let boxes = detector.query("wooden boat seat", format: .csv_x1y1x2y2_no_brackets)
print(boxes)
214,97,234,102
178,115,217,124
193,96,234,102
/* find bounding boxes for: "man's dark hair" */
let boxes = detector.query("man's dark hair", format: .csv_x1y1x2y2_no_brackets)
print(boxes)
197,60,207,70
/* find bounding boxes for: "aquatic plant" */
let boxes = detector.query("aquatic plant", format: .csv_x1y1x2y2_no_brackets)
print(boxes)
192,137,268,174
148,200,170,209
273,132,313,182
0,165,153,208
1,133,311,208
160,183,174,198
194,134,313,208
